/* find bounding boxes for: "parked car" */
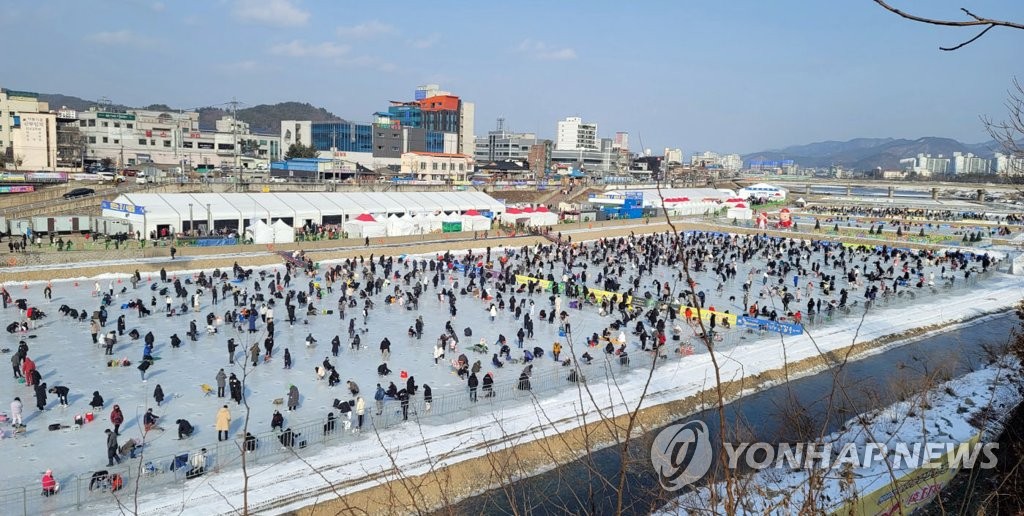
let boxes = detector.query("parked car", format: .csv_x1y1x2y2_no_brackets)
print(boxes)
63,188,95,199
136,177,148,184
269,177,287,183
96,172,126,183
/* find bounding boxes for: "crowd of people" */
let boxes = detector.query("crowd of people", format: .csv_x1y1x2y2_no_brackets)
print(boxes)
1,227,999,500
806,205,1024,225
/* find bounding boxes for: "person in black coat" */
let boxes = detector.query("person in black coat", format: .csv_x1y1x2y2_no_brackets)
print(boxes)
90,390,105,410
175,418,193,439
229,373,242,405
397,389,410,421
406,376,417,395
48,385,70,407
227,338,237,364
153,384,165,406
377,362,391,376
482,373,495,397
423,384,433,412
35,382,48,411
331,336,341,357
271,410,284,432
467,373,479,402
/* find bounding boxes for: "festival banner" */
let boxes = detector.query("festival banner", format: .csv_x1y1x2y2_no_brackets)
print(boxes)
588,288,632,307
679,306,738,326
515,275,552,291
832,433,982,516
736,315,803,335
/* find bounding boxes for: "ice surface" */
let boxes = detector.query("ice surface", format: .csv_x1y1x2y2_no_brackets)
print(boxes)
0,234,1016,515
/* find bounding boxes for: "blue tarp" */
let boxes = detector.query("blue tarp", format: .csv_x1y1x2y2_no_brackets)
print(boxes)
193,238,237,247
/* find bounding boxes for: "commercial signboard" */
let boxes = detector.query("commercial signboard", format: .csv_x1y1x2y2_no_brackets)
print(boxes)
0,185,35,193
101,200,146,215
97,112,136,121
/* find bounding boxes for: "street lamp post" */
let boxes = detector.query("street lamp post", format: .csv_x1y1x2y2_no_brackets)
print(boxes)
188,203,194,237
207,203,212,236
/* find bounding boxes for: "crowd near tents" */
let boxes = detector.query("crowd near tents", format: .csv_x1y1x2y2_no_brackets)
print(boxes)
102,192,506,242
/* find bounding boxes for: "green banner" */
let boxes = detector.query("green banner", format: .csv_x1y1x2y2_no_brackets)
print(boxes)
442,221,463,233
97,112,136,121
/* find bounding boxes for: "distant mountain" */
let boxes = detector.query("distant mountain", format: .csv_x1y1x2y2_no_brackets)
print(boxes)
743,137,1004,170
197,102,340,134
37,92,340,135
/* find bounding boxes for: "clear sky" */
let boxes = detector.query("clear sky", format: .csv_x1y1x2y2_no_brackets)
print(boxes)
4,0,1022,154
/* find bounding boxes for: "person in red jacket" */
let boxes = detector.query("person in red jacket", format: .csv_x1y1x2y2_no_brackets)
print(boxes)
110,405,124,436
21,356,35,386
41,469,58,496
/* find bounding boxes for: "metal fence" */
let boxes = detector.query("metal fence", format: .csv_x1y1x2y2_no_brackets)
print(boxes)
0,265,1001,515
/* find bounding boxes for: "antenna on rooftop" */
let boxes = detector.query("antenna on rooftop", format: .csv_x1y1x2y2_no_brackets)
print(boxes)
497,117,505,132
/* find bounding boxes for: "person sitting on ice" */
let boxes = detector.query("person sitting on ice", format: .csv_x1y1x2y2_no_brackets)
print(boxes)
491,353,504,368
327,368,341,387
522,349,534,363
499,343,511,360
143,408,163,432
532,346,544,359
305,334,317,347
377,362,392,376
581,352,594,365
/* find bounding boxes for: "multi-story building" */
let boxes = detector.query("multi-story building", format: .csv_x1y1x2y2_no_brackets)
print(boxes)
400,151,473,182
691,151,743,172
994,152,1024,175
555,116,598,151
613,132,629,152
952,152,991,175
79,108,279,170
55,108,84,169
664,148,684,164
474,128,539,163
900,153,950,176
1,88,57,170
528,140,552,177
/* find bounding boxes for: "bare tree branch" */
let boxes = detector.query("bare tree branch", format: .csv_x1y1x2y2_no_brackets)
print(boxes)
873,0,1024,50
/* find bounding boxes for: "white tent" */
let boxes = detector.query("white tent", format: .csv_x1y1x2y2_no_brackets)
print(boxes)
412,213,441,234
246,220,274,244
385,214,415,236
461,209,492,231
271,220,296,243
343,213,386,238
527,207,559,227
727,203,754,220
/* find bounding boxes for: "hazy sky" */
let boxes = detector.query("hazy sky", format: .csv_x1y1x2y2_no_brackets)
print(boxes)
4,0,1022,153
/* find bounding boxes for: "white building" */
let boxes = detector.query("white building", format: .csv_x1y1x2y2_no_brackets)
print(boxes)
995,152,1024,175
952,152,991,175
901,153,950,176
1,89,57,170
555,116,598,151
77,108,279,170
738,183,787,200
400,152,473,182
664,148,684,164
690,151,743,172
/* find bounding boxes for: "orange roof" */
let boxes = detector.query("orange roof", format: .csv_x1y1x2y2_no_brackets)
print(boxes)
418,95,460,112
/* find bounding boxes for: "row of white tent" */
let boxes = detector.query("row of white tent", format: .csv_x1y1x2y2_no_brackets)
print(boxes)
104,191,506,238
341,211,493,238
498,206,559,227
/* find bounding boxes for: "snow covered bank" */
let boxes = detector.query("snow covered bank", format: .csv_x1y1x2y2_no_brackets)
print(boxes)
657,358,1024,515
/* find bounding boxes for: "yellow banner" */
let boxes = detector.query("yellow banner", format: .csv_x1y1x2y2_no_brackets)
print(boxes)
832,433,981,516
588,288,632,307
515,275,552,290
679,305,737,325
